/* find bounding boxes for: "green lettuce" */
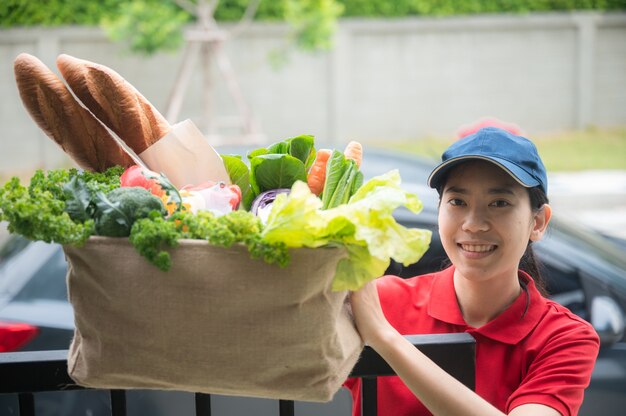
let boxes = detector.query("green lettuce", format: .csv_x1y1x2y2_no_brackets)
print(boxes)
262,170,432,291
221,154,254,209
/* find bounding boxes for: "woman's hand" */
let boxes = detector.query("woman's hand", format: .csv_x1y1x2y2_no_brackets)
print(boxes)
350,280,395,348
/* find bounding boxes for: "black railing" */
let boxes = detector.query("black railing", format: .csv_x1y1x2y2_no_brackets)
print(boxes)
0,333,475,416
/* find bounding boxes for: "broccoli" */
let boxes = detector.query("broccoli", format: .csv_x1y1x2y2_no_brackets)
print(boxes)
95,187,166,237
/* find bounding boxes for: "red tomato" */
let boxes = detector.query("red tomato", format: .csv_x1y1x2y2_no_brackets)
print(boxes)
120,165,165,197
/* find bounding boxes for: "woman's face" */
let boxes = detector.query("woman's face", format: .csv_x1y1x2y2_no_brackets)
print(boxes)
438,160,549,283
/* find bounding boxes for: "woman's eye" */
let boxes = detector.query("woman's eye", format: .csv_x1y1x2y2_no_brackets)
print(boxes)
490,200,510,208
449,198,465,206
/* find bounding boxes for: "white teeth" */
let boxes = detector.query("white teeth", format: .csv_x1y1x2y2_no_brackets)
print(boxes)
461,244,495,253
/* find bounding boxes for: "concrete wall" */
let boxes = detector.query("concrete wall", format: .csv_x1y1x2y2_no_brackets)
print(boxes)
1,12,625,174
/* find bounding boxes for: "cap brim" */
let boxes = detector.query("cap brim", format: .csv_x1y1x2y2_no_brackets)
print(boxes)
427,155,541,191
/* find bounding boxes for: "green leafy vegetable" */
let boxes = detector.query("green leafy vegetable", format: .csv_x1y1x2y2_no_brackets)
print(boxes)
129,210,289,271
351,170,364,195
260,179,329,248
320,149,346,209
221,154,254,209
94,187,166,237
247,147,269,159
0,167,122,245
129,211,180,271
266,141,290,155
263,170,432,291
0,176,92,245
250,154,307,195
319,150,365,210
63,176,96,222
246,134,316,201
75,166,126,194
318,149,365,210
328,160,358,208
334,244,390,292
285,135,316,169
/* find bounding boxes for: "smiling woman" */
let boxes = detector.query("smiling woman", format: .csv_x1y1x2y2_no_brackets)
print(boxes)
347,127,600,416
436,160,551,327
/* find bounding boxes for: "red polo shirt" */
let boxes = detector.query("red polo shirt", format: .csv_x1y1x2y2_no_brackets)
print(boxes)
346,267,599,416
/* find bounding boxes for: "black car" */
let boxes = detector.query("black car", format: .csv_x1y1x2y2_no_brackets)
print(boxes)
1,148,625,415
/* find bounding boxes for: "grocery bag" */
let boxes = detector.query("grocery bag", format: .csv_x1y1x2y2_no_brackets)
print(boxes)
64,237,363,402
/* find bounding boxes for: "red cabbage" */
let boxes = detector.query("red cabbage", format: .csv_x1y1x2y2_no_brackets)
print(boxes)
250,189,291,219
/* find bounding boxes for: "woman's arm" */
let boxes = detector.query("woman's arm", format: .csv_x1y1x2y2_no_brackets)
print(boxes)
350,282,561,416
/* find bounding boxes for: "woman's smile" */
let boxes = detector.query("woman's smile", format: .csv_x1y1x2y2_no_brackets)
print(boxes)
458,242,497,258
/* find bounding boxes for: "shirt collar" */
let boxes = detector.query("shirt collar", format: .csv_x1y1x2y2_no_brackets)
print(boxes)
427,266,546,345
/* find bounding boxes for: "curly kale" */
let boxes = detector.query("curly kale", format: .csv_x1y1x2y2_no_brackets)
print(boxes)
78,166,125,189
129,210,290,271
28,169,70,201
0,174,93,245
245,234,290,268
129,211,180,271
219,211,289,266
0,166,123,245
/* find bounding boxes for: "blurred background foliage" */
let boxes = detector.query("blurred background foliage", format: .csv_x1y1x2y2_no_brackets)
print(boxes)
2,0,625,26
1,0,625,55
1,0,624,172
337,0,626,16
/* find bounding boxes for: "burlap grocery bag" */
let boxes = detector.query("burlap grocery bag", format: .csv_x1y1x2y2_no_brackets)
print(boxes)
64,237,363,402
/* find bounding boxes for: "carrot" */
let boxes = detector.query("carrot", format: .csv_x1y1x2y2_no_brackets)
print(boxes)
344,141,363,168
307,149,332,196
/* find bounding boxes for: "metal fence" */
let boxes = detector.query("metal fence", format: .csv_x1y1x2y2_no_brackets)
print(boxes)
0,333,475,416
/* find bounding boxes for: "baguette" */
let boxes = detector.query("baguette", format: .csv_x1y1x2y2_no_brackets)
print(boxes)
56,54,171,155
13,53,134,172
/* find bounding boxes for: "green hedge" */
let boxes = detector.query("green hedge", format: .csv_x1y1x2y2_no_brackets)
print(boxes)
2,0,623,56
0,0,125,27
1,0,625,28
338,0,626,17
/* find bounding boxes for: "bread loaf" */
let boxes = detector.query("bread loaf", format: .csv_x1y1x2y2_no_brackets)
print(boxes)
13,53,134,172
56,54,171,155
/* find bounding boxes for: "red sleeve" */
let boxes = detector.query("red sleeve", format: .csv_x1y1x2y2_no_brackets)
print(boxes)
343,378,361,416
506,311,600,416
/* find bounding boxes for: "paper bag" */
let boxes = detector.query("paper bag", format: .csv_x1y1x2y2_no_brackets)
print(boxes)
138,119,231,188
64,237,363,402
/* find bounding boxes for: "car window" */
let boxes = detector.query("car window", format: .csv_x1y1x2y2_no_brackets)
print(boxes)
541,218,626,298
0,234,31,263
535,218,626,319
549,218,626,271
12,246,68,302
0,238,67,302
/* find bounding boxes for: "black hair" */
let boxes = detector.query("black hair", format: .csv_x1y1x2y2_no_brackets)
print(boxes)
435,178,550,297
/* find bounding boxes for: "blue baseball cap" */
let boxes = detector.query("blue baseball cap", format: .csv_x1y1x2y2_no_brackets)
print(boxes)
427,127,548,195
